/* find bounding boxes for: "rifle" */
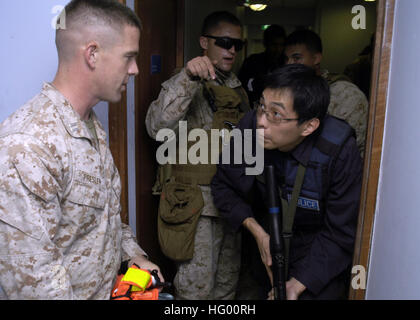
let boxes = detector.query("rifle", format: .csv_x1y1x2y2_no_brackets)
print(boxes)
265,165,287,300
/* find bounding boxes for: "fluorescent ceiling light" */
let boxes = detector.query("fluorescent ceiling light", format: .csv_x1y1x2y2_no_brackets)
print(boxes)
249,4,267,11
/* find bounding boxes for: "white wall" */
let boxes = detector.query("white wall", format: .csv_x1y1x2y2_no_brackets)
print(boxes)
126,0,137,236
0,0,109,132
366,0,420,299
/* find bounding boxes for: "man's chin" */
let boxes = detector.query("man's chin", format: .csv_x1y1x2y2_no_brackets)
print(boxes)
218,63,233,73
106,94,123,104
263,143,277,150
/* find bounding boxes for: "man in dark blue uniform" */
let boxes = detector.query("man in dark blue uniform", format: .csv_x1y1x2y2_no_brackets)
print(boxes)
211,64,363,300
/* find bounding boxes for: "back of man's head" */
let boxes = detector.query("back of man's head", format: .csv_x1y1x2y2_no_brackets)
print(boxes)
263,64,330,124
284,29,323,54
263,25,286,48
56,0,142,62
201,11,242,35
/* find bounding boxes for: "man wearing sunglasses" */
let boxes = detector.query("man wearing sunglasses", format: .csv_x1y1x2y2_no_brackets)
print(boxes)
211,64,363,300
145,11,250,300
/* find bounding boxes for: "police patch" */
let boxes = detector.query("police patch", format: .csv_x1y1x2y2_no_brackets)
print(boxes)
288,195,320,211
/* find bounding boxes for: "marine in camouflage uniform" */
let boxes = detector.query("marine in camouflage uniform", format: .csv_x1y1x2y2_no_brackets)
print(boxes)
145,11,251,301
0,83,147,300
322,70,368,157
283,29,369,158
146,63,249,299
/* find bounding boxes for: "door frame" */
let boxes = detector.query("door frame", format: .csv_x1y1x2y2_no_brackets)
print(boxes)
349,0,395,300
108,0,185,226
108,1,129,224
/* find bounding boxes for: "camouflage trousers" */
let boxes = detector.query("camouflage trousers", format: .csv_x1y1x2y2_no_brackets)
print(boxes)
173,215,241,300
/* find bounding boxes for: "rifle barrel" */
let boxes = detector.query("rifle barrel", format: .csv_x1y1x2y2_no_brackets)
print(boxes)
265,165,287,300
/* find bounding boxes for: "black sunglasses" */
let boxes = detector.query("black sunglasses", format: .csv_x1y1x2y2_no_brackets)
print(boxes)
203,35,244,52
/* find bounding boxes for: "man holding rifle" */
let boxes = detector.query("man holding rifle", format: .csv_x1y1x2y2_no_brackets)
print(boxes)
211,64,363,300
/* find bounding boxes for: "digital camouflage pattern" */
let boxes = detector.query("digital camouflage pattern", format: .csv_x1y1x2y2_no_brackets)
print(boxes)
323,70,369,157
145,68,245,299
145,68,247,219
146,68,245,138
173,215,241,300
0,83,146,300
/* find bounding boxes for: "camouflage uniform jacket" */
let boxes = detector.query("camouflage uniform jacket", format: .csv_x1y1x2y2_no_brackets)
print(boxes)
145,68,245,137
322,69,368,156
0,83,146,300
145,68,247,218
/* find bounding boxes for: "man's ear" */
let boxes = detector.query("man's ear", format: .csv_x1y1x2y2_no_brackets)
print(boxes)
199,36,209,51
84,41,99,69
301,118,320,137
314,52,323,66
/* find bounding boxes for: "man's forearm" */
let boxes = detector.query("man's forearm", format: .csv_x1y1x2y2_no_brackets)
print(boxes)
243,217,272,267
243,217,266,239
145,69,200,139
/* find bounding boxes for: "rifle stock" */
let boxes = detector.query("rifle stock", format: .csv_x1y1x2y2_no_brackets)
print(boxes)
265,165,287,300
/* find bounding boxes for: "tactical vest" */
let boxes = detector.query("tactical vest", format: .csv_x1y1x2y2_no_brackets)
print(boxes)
256,115,355,274
156,80,250,262
259,115,355,232
155,81,250,190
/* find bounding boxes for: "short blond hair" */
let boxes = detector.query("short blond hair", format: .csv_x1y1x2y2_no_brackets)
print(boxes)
63,0,142,31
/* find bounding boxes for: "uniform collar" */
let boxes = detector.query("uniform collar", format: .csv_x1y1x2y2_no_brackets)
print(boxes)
320,69,330,79
289,133,318,167
40,82,104,142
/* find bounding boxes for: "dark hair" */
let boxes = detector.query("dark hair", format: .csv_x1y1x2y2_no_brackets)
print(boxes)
263,64,330,123
285,29,322,54
64,0,142,31
201,11,242,35
263,25,286,47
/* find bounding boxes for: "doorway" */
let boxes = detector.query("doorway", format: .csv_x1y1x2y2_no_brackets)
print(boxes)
134,0,184,282
109,0,394,298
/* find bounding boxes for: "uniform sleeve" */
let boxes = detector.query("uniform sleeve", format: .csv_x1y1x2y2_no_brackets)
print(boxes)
109,161,148,262
0,136,74,300
328,81,368,157
211,161,255,231
292,136,363,295
145,68,201,139
120,223,148,262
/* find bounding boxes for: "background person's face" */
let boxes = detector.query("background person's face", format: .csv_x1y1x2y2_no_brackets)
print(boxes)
202,22,242,72
266,37,285,59
284,44,321,69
